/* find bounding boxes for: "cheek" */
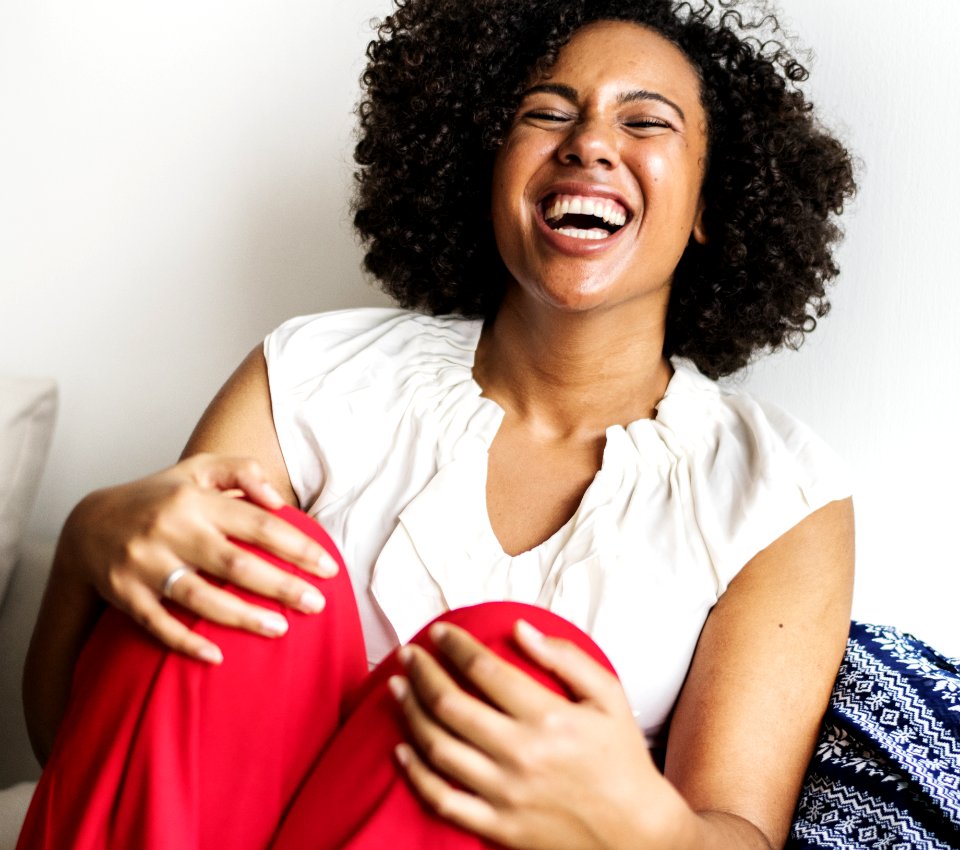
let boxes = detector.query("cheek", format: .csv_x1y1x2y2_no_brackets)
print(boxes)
643,149,670,184
491,132,556,203
490,139,551,246
488,160,525,277
490,151,522,223
639,147,705,223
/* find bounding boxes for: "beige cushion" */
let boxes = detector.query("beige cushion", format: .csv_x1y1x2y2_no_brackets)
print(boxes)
0,377,57,603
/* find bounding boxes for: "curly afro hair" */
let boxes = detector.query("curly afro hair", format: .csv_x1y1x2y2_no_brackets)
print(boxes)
353,0,857,378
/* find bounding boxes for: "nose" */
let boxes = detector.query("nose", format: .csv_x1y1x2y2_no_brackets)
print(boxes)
557,118,621,169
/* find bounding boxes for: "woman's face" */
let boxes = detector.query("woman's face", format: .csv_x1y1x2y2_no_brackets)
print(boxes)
490,20,708,316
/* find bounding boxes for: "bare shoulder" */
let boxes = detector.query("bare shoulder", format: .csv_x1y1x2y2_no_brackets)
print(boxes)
665,498,855,849
182,345,294,503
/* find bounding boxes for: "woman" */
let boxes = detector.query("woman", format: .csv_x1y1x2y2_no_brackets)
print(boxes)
19,1,859,848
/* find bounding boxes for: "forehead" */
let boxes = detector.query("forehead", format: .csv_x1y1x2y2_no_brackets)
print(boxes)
533,20,703,106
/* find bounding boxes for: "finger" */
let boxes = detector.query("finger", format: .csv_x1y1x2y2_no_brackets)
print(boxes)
395,743,505,843
174,529,328,615
399,645,518,760
513,619,623,709
389,675,503,800
427,623,562,721
200,494,339,578
184,454,286,510
124,583,224,664
123,493,331,615
163,569,296,638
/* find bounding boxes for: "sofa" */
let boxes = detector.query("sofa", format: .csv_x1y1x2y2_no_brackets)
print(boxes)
0,377,58,848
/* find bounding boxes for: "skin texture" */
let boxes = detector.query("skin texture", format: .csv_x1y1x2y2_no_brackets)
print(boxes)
478,21,708,554
23,21,855,850
489,23,707,318
354,0,857,378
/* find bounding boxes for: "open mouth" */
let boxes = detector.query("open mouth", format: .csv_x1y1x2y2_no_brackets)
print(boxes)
540,193,630,241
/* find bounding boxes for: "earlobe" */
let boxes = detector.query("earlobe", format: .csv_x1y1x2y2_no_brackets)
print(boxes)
692,197,708,245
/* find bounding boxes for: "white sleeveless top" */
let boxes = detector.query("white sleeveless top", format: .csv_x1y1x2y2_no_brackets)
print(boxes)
264,308,849,746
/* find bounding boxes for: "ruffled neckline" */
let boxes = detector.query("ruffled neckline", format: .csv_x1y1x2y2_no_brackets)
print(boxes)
369,311,723,468
369,316,724,644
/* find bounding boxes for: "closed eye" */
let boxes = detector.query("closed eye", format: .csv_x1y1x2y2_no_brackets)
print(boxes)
624,118,671,130
524,111,571,123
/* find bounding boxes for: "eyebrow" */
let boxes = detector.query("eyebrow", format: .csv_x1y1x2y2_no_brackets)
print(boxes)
521,83,686,122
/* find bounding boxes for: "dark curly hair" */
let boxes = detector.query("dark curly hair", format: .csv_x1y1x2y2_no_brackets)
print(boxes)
353,0,856,378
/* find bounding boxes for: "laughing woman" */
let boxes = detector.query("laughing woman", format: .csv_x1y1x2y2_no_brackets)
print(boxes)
19,1,861,849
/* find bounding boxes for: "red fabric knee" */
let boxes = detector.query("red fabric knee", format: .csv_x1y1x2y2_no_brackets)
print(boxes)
270,601,616,850
19,502,619,850
17,506,365,850
432,601,617,689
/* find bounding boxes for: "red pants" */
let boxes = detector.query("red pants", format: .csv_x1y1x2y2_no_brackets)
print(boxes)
17,507,616,850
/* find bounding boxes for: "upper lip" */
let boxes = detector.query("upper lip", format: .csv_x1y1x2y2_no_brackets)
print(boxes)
536,180,636,220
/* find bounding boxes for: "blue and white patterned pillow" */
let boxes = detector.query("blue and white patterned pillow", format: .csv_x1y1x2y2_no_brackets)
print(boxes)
788,622,960,850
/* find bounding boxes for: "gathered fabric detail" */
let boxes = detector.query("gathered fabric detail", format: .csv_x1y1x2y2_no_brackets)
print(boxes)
264,308,850,745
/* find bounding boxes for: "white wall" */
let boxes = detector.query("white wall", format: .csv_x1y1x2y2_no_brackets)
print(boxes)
2,1,958,655
0,0,393,520
737,1,960,656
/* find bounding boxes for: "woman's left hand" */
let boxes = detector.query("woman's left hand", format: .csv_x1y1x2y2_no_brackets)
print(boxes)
389,619,688,850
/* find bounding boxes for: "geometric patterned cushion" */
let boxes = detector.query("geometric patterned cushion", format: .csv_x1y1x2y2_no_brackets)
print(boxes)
788,622,960,849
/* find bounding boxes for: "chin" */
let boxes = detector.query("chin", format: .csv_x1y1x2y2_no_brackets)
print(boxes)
533,273,670,317
532,283,623,315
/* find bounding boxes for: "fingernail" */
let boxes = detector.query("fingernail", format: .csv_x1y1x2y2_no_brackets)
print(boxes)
388,675,408,701
299,588,325,613
516,619,545,644
258,612,289,636
318,550,339,577
429,622,448,643
394,743,410,767
262,483,284,507
397,645,413,666
198,646,224,665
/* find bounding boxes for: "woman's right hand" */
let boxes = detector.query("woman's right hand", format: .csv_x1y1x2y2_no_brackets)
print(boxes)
62,453,340,663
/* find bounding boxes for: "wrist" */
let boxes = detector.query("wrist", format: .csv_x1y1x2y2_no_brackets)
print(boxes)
608,774,695,850
666,808,774,850
613,777,772,850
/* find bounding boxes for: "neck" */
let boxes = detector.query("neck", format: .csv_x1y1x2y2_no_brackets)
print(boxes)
473,288,673,440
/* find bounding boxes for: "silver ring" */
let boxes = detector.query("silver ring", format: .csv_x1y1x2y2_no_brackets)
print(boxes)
161,566,193,599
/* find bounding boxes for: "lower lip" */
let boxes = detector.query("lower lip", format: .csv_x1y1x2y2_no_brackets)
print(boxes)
535,208,632,256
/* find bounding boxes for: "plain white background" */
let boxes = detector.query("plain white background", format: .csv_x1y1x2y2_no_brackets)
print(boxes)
1,1,958,654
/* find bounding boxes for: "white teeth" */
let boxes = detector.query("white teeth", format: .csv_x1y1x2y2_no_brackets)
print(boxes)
543,194,628,228
545,199,575,221
556,227,610,240
606,208,625,226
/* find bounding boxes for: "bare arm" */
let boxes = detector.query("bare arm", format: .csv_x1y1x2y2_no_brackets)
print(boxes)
23,347,335,763
664,496,855,849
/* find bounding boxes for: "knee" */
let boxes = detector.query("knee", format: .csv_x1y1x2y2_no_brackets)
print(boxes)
420,602,616,683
